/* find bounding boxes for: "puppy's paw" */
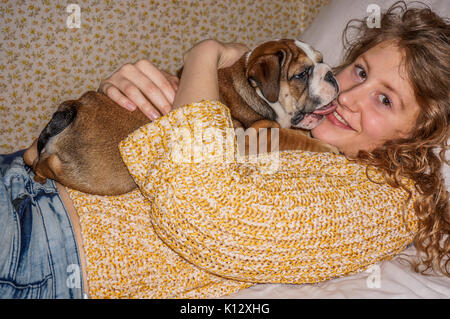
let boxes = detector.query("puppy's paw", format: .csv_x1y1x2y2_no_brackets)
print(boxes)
250,119,281,130
23,139,39,167
318,143,340,154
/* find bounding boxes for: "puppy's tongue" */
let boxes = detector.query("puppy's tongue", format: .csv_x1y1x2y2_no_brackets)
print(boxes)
313,102,337,115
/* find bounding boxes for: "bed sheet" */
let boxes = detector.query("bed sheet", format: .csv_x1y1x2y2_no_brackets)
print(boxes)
222,246,450,299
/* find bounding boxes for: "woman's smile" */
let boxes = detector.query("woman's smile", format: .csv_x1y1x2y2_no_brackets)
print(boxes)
325,106,355,131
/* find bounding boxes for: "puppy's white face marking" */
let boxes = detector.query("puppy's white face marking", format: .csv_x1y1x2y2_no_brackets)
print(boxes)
245,50,252,64
255,88,291,128
295,39,336,111
294,40,318,65
310,63,336,101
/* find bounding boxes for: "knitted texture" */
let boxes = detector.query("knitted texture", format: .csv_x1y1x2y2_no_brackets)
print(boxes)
67,100,418,298
119,100,418,284
67,188,252,298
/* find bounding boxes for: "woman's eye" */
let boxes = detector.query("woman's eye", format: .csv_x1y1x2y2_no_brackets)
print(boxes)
355,64,366,79
379,94,392,107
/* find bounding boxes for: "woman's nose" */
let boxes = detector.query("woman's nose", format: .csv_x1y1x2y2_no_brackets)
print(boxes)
337,85,362,113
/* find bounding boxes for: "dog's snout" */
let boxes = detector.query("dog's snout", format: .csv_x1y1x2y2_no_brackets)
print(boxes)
291,112,305,126
324,71,338,90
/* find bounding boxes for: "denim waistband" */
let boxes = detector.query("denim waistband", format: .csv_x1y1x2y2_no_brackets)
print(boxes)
0,150,84,298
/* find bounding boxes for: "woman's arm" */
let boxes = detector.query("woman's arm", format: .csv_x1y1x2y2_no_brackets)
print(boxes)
98,40,248,120
173,39,248,109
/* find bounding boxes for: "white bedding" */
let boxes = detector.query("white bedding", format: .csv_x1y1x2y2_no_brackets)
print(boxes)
223,246,450,299
222,0,450,299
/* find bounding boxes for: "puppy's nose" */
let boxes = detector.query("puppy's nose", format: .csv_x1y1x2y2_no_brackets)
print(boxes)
324,71,339,90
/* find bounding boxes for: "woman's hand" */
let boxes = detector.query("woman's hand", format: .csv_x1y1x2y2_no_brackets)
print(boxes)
98,59,179,120
173,39,249,109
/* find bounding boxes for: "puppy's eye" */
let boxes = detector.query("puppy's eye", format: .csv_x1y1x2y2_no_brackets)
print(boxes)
292,67,311,80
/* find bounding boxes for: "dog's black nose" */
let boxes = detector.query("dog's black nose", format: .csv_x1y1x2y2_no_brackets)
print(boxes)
324,71,338,89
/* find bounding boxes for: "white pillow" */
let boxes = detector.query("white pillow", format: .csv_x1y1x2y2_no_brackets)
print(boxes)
300,0,450,190
299,0,450,67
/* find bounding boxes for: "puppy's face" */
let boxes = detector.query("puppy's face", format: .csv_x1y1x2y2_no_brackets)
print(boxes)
245,39,339,129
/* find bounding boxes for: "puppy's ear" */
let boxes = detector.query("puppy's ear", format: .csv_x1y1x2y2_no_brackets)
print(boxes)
246,52,283,103
37,101,78,155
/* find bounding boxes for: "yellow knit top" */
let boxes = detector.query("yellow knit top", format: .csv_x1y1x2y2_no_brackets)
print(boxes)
67,100,418,298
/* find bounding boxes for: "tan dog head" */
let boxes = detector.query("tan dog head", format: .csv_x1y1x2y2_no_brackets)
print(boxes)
245,39,339,129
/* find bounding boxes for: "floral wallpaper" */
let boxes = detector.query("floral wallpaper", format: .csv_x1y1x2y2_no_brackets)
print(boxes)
0,0,329,153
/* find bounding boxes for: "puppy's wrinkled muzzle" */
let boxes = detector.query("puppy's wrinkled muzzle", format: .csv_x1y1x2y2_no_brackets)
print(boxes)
324,71,339,91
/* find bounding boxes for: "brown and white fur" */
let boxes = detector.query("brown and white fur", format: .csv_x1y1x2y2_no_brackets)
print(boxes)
24,39,339,195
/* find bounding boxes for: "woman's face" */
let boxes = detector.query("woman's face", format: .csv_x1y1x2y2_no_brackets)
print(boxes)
311,41,420,157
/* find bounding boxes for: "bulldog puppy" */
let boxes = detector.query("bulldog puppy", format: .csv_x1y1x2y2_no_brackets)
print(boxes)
24,39,339,195
219,39,338,130
218,39,339,156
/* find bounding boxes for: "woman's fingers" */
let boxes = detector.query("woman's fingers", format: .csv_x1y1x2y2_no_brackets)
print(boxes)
100,76,162,120
134,59,177,107
162,70,180,92
99,60,179,120
99,83,137,111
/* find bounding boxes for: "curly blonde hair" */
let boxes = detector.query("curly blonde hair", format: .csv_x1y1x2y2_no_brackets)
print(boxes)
333,1,449,276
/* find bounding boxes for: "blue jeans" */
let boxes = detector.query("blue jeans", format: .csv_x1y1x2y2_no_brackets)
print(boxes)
0,150,84,298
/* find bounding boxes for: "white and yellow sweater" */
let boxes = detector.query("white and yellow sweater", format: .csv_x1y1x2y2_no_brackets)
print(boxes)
68,100,418,298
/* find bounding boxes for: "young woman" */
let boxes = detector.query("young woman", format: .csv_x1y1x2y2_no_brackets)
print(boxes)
1,2,448,298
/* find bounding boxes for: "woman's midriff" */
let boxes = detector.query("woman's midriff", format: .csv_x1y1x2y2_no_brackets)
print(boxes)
56,182,89,296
